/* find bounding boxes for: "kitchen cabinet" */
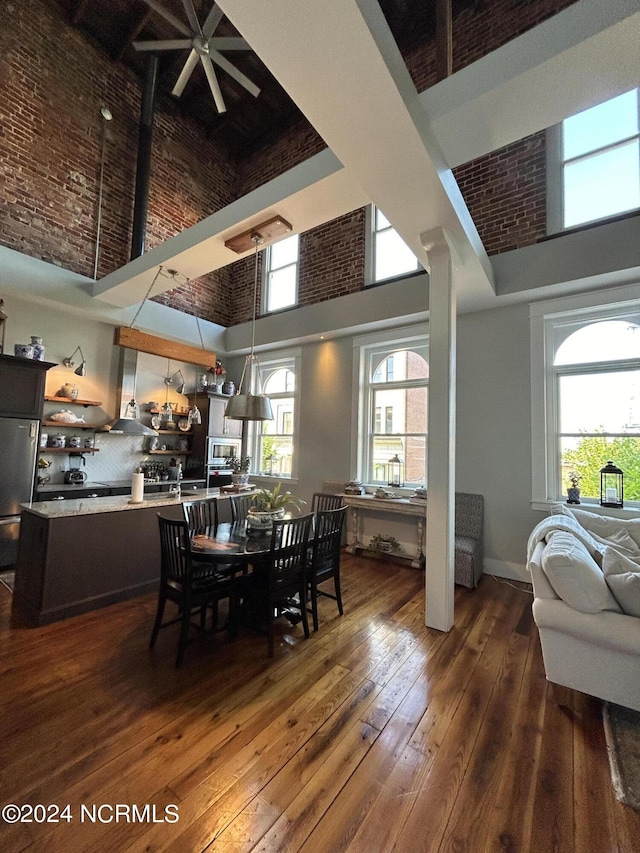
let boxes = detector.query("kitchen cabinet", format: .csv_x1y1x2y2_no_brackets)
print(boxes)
0,354,54,419
206,393,242,437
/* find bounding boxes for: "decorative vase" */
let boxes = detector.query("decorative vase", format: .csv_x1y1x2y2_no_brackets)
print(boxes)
246,507,285,532
14,343,34,359
30,336,45,361
232,472,250,487
567,487,581,504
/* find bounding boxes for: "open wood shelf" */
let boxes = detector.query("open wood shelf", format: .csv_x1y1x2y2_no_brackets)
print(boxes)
42,421,102,430
39,447,100,454
44,395,102,406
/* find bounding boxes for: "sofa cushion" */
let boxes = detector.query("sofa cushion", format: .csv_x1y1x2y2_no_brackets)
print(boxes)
566,508,640,553
542,531,622,614
602,548,640,617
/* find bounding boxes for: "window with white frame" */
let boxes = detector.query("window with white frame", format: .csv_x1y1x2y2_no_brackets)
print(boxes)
359,338,429,486
548,89,640,233
248,354,299,478
531,292,640,506
263,234,299,312
369,206,420,283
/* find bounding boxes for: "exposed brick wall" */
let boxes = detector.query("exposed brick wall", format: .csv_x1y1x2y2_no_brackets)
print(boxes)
0,0,235,326
298,211,366,309
1,0,584,330
454,132,547,254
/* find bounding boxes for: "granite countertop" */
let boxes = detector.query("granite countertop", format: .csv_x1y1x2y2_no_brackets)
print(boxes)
22,488,223,519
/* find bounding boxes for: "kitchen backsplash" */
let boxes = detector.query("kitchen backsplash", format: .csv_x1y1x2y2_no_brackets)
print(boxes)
40,434,160,484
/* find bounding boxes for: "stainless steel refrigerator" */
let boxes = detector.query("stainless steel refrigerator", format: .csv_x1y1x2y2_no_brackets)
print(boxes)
0,417,39,569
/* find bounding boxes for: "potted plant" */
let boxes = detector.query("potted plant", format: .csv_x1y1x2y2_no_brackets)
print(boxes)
247,482,306,531
229,455,251,487
567,470,581,504
367,533,402,556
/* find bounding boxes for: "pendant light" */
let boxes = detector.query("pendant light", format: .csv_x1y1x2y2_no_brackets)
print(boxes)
225,234,274,421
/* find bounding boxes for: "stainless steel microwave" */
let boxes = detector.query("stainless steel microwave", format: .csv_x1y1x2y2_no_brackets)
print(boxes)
207,437,241,467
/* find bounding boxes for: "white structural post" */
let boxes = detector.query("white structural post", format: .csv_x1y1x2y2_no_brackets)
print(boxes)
422,227,456,632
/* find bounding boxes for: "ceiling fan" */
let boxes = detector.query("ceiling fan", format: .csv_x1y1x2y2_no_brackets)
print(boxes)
133,0,260,113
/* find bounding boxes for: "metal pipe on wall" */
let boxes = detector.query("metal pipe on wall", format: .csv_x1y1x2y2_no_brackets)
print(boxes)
130,54,159,261
93,105,112,280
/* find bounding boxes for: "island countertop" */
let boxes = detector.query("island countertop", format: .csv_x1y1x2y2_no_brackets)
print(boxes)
21,488,222,519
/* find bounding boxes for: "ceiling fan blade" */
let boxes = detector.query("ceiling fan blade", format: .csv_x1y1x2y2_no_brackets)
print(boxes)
209,47,260,98
141,0,191,37
202,4,225,40
172,49,199,97
201,55,226,113
133,39,192,52
208,37,251,51
181,0,203,38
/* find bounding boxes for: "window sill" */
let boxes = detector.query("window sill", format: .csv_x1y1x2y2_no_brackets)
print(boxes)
532,499,640,518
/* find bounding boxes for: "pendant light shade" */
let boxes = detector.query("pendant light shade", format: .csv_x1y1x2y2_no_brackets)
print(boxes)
225,234,275,421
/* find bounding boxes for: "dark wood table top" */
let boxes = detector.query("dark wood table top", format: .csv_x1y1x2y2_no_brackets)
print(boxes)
190,521,273,565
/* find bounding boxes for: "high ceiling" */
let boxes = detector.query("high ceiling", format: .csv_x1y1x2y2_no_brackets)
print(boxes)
54,0,473,158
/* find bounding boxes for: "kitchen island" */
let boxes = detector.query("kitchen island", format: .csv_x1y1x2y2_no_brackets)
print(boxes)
13,488,227,625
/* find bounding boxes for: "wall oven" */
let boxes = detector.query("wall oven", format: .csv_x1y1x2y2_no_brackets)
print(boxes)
207,437,241,468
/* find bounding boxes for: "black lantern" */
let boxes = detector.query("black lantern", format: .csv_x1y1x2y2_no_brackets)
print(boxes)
388,454,404,488
600,461,623,508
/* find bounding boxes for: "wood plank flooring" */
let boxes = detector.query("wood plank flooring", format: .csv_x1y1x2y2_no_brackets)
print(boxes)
1,553,638,852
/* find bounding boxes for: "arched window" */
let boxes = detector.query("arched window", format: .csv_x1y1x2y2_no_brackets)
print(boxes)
360,338,428,486
545,312,640,503
248,357,299,477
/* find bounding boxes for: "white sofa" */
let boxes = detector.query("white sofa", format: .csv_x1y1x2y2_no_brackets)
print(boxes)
527,506,640,712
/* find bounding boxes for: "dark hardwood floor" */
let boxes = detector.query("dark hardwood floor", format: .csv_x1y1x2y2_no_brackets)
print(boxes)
1,554,638,852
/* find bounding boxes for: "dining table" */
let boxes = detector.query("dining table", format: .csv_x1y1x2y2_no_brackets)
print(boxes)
188,518,305,633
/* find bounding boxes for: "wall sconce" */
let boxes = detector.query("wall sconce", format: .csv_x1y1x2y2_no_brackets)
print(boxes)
63,345,87,376
600,461,624,508
164,367,186,395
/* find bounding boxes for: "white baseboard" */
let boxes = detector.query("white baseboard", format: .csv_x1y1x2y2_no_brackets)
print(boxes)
482,558,529,584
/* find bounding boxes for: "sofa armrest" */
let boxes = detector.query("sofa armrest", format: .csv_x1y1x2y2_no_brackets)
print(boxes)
527,540,558,599
533,598,640,656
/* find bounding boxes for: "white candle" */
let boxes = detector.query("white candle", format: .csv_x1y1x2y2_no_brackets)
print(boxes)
131,472,144,504
606,487,617,502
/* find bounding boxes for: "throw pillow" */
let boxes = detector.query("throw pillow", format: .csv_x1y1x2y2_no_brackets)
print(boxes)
567,508,640,552
542,531,622,614
602,548,640,617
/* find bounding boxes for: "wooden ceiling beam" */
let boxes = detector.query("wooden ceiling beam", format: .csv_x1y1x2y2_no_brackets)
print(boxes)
436,0,453,81
114,327,215,367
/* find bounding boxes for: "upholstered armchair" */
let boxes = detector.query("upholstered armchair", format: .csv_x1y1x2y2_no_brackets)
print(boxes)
455,493,484,588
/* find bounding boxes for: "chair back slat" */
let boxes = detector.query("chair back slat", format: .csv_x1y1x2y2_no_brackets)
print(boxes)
183,498,218,533
230,492,258,522
311,492,346,515
269,513,313,592
311,506,346,576
157,515,190,581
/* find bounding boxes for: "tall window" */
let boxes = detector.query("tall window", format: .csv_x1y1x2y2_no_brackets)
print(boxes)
360,339,429,486
249,354,299,478
548,90,640,232
370,206,419,283
531,292,640,506
263,234,299,312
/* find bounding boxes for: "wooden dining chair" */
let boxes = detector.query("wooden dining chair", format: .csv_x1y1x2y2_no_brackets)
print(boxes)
151,514,232,667
182,498,219,533
230,492,257,523
307,506,346,631
311,492,346,515
248,513,314,656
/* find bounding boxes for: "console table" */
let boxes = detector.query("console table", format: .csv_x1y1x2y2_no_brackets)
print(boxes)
341,493,426,568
